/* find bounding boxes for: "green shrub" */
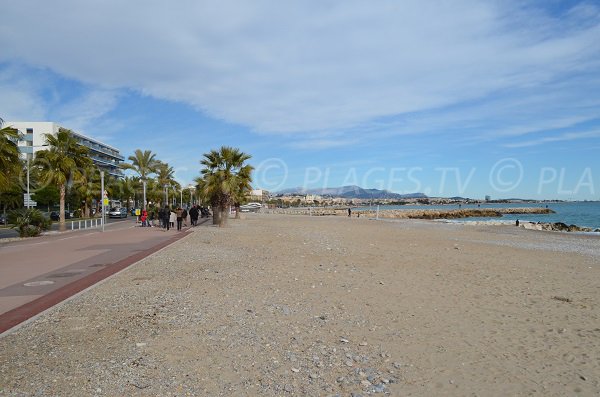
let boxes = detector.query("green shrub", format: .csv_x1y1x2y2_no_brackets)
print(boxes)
8,208,53,238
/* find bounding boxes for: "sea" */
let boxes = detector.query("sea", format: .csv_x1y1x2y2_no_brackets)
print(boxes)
357,201,600,230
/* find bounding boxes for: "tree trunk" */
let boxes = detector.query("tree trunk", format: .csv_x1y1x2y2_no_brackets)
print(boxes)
59,184,66,231
212,207,221,225
218,207,229,227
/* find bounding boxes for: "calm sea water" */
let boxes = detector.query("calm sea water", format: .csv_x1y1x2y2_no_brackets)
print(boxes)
357,202,600,229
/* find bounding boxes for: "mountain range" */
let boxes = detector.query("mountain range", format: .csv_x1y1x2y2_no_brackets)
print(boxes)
276,185,427,199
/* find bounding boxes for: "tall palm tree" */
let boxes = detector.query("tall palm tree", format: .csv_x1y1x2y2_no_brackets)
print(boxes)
120,149,160,210
232,163,253,219
198,146,253,227
155,162,180,206
76,165,101,218
34,128,92,231
0,120,22,192
115,176,136,211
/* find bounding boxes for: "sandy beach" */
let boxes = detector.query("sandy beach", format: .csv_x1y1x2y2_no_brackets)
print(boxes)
1,214,599,396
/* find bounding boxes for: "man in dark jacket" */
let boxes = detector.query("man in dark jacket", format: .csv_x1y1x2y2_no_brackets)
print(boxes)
162,206,170,231
189,205,199,226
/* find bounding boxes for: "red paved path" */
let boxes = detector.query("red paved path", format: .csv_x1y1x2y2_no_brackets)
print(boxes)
0,220,203,334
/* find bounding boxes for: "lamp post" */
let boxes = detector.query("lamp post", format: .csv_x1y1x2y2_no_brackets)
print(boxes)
100,170,105,232
164,184,169,208
180,188,183,208
25,144,48,209
142,179,147,210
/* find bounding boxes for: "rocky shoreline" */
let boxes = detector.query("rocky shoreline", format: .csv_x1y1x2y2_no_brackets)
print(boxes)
520,221,600,233
266,207,555,219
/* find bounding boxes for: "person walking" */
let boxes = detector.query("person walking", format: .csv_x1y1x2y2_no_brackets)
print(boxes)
176,207,184,231
169,208,176,229
182,207,188,227
162,206,171,231
189,205,199,226
158,207,164,228
140,209,148,227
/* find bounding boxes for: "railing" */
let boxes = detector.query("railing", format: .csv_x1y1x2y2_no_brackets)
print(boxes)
70,218,102,230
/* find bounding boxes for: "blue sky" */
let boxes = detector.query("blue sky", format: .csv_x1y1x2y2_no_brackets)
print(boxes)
1,0,599,200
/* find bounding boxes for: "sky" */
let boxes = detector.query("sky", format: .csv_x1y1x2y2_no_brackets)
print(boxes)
1,0,599,200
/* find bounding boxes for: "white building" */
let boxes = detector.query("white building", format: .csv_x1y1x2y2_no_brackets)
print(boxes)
6,121,124,178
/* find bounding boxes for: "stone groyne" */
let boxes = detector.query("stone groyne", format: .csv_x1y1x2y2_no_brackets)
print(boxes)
264,207,555,219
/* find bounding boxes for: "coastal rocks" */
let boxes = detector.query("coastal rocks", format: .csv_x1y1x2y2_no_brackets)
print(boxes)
521,222,595,233
265,207,556,220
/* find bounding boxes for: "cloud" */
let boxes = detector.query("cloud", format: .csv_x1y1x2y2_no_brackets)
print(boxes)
0,64,47,120
1,0,599,143
55,90,121,134
503,130,600,148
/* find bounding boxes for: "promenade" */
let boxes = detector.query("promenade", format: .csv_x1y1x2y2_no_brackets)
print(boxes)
0,219,201,333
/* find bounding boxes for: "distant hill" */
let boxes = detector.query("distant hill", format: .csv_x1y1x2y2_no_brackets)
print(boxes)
276,185,427,199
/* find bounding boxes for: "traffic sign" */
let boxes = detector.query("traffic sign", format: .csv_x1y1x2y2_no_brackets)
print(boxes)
23,194,37,207
103,198,109,206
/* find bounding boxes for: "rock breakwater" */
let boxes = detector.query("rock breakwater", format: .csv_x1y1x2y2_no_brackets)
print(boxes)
266,207,555,220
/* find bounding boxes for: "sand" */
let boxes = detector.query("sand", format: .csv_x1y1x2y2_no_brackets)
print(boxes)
1,214,599,396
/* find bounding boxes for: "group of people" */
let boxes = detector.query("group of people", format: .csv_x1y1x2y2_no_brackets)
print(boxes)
139,205,210,231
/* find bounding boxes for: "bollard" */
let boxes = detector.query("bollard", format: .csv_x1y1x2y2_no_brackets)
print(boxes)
71,221,74,230
376,205,380,220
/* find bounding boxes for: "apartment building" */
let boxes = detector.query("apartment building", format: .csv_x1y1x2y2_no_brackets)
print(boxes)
6,121,124,178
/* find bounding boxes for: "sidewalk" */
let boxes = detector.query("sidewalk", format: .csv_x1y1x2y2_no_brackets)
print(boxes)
0,221,197,334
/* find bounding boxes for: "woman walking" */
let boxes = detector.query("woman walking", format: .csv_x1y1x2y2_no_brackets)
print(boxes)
176,207,184,231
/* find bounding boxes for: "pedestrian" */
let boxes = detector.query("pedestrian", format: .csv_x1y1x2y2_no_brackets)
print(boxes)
516,219,520,227
140,209,148,227
162,206,171,231
170,208,176,229
158,207,165,228
149,208,156,227
176,207,184,231
189,205,199,226
348,208,352,217
182,207,188,227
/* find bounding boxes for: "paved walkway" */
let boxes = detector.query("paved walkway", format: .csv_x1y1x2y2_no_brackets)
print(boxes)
0,219,209,334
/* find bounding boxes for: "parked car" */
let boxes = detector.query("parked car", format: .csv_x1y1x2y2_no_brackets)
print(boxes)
108,207,128,218
0,214,6,225
50,211,72,221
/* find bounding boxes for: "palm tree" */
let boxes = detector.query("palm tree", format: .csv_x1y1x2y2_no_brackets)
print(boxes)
76,165,101,218
120,149,160,210
34,128,92,231
198,146,253,227
155,162,180,206
0,120,22,192
115,176,136,211
232,164,253,219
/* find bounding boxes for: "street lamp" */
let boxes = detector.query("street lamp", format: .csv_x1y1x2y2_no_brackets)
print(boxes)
164,184,169,207
142,179,147,210
25,144,48,209
100,170,105,232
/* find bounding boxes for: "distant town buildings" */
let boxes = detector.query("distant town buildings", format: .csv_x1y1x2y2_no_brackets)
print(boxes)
7,121,124,178
485,195,491,201
248,189,270,202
